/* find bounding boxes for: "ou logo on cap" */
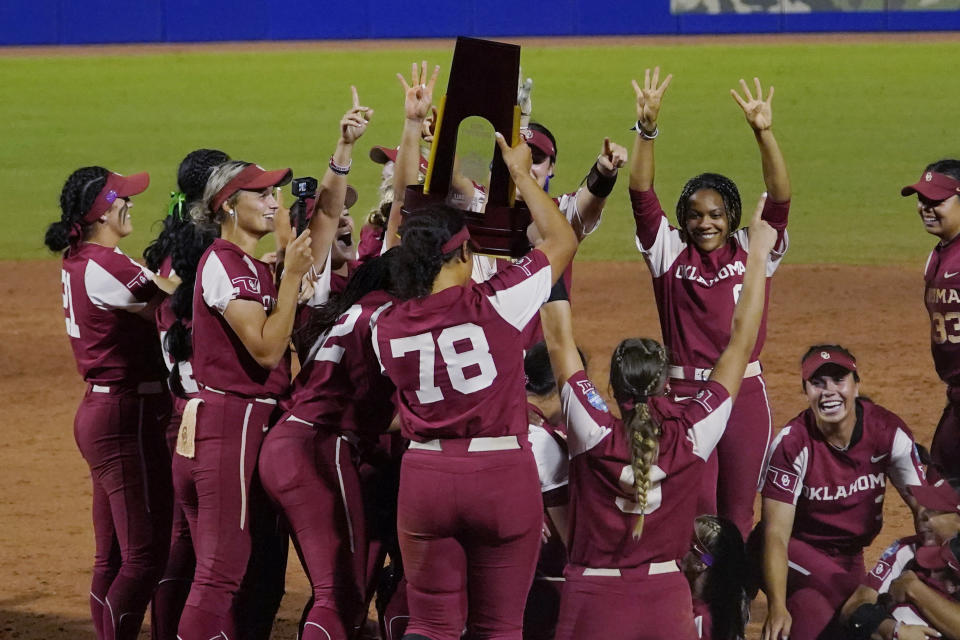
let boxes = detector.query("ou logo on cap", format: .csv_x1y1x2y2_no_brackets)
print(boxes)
926,172,933,182
821,351,831,359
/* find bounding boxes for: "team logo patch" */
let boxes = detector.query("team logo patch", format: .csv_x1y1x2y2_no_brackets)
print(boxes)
126,272,148,289
767,466,800,494
232,276,261,295
576,379,608,412
692,389,716,413
821,351,831,359
513,255,534,277
871,560,892,581
104,189,118,205
926,172,933,182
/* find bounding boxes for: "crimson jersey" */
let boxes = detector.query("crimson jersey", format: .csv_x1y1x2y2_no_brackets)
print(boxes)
561,370,732,568
283,289,396,439
762,400,924,554
924,235,960,385
156,257,200,402
864,535,923,592
631,187,789,368
373,249,553,441
60,242,165,384
192,238,290,398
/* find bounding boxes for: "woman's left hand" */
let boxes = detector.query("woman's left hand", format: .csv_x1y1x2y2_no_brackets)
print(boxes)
731,77,774,132
341,85,373,145
890,570,919,604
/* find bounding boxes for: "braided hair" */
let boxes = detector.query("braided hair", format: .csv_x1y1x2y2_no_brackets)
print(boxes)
610,338,669,539
391,205,468,300
161,150,230,390
692,515,748,640
45,166,110,253
675,173,742,243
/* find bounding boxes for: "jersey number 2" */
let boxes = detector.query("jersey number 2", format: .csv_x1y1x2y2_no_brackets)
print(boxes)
615,464,665,515
61,270,80,338
390,323,498,403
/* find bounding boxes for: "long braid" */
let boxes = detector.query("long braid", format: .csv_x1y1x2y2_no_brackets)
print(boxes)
611,338,668,540
675,173,743,243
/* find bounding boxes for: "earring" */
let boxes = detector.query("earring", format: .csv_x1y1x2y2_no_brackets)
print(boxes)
229,209,235,217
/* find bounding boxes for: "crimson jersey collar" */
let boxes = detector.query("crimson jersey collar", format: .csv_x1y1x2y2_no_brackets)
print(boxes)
807,400,864,454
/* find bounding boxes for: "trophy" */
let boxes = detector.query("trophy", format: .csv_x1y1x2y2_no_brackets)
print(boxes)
402,36,532,257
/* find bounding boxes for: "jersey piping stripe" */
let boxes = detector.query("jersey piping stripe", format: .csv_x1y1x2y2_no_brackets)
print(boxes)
239,403,252,530
137,398,151,514
755,375,774,491
335,437,356,554
305,620,333,639
787,560,811,576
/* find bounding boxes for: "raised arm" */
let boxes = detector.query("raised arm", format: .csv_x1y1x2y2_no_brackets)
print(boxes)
495,133,577,282
384,61,440,251
731,77,790,204
761,498,796,640
569,137,627,241
628,67,672,192
708,194,774,401
540,299,581,392
312,86,373,265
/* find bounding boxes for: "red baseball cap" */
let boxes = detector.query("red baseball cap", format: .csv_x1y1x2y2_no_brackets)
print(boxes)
83,171,150,222
369,145,429,174
902,171,960,201
519,127,556,160
916,536,960,573
914,478,960,514
210,164,292,215
801,347,857,381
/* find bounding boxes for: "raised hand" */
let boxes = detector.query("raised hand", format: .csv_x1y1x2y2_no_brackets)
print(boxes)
731,77,774,132
494,132,532,180
630,66,672,133
282,228,313,278
748,193,776,255
341,85,373,144
597,137,628,176
398,61,440,122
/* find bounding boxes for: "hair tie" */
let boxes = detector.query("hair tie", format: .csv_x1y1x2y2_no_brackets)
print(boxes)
168,191,187,220
67,221,85,246
620,398,636,411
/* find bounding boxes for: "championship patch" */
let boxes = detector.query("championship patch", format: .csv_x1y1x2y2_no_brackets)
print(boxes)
232,275,261,295
691,388,717,413
767,466,800,494
870,560,892,582
576,379,608,412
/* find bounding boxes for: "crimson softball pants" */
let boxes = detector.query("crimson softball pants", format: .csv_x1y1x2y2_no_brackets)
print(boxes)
398,441,542,640
673,374,773,539
258,417,366,640
931,387,960,481
554,566,697,640
74,386,173,640
172,390,277,640
783,538,864,640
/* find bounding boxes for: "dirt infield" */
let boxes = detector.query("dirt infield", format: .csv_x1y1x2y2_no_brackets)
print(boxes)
0,257,942,639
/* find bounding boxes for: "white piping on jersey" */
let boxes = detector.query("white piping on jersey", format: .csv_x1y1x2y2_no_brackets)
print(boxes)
787,560,811,576
755,376,774,491
90,591,105,605
304,622,332,640
485,264,552,331
386,616,410,640
105,597,116,638
335,437,356,554
686,396,733,461
369,301,392,375
85,259,145,311
889,428,924,488
239,403,252,530
560,380,612,457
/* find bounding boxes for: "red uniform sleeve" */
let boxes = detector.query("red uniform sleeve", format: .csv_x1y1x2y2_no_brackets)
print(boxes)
760,197,790,229
629,187,668,249
560,370,616,458
648,381,732,462
761,426,806,505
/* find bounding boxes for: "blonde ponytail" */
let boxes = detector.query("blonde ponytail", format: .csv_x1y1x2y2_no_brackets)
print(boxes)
625,402,662,539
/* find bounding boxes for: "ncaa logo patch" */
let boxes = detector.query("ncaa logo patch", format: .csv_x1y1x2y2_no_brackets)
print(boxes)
768,466,800,494
576,379,608,412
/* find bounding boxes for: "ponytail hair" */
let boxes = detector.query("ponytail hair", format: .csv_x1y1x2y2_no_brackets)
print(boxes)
609,338,668,539
391,205,468,300
293,249,397,355
45,166,110,253
693,515,748,640
675,173,742,241
190,160,250,233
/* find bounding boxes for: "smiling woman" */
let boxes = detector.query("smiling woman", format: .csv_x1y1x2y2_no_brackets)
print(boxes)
755,344,926,640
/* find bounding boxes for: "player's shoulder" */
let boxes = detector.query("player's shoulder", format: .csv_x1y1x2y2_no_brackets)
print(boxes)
771,410,815,450
650,381,730,425
860,399,909,437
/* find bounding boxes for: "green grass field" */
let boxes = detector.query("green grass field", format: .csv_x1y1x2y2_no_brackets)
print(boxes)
2,39,958,264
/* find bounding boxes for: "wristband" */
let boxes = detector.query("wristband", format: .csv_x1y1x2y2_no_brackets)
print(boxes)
586,161,617,199
846,604,888,640
631,120,659,140
547,278,569,303
329,156,351,175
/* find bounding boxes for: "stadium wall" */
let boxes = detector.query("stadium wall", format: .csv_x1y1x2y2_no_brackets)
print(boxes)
1,0,959,46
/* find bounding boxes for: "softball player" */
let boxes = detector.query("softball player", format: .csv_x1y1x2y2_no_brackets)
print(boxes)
172,160,313,640
372,131,577,640
903,160,960,482
759,345,925,640
682,515,748,640
629,67,791,538
538,209,776,640
144,148,229,640
46,167,172,640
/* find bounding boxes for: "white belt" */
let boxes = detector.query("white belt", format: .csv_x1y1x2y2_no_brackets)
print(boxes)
667,360,762,382
91,381,164,395
204,386,277,405
408,435,520,452
582,560,678,577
